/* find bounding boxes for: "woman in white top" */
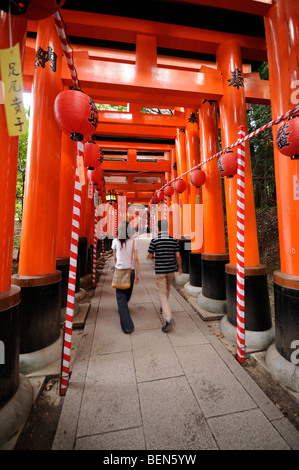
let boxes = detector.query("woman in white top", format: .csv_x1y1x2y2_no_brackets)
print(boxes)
112,221,140,333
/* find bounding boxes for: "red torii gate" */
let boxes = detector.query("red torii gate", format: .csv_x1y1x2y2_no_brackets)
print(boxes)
0,0,298,444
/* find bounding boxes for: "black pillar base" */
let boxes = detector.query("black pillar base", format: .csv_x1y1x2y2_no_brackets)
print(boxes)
56,257,69,309
189,252,202,287
78,237,88,278
97,239,102,257
87,246,93,274
179,238,191,274
202,253,229,300
273,271,299,362
0,286,21,408
225,264,272,332
56,257,80,308
11,271,61,354
104,236,113,251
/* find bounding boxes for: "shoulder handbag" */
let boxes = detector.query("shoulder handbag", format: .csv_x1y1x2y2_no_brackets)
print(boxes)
111,240,135,289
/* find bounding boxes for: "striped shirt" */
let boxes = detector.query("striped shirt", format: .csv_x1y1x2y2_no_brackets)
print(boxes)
148,231,180,274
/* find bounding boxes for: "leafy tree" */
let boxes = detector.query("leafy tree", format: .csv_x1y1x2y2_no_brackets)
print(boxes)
140,107,173,114
15,108,29,221
247,63,276,208
96,103,127,111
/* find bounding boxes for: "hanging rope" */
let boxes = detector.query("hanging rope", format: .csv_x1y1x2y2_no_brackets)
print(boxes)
151,103,299,363
60,143,83,396
236,126,246,363
92,190,98,289
53,10,80,90
157,104,299,192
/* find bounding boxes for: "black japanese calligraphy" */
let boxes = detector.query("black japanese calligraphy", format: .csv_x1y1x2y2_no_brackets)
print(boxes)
188,112,198,124
88,98,99,129
14,116,25,132
35,46,57,72
276,122,291,150
8,62,20,77
8,80,21,93
10,96,23,114
218,158,224,173
228,68,244,89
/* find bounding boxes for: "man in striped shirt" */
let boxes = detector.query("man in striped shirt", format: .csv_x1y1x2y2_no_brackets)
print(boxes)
147,220,182,332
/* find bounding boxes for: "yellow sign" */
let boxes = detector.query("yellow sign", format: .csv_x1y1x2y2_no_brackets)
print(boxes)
0,43,27,136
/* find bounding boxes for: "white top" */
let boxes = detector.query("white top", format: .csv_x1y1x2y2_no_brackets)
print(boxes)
112,238,138,270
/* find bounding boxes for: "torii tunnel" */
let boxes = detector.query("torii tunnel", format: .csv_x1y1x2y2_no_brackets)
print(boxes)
0,0,298,445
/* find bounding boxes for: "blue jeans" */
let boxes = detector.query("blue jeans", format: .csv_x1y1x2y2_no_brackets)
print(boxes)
116,270,135,332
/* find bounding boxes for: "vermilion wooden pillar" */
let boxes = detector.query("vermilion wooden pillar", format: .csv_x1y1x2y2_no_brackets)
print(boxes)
170,148,180,238
217,40,273,347
0,12,29,414
185,108,202,289
164,150,172,231
175,126,190,238
77,167,96,288
78,167,89,282
56,133,77,311
56,133,76,260
264,0,299,388
85,182,95,282
12,17,63,366
198,100,229,313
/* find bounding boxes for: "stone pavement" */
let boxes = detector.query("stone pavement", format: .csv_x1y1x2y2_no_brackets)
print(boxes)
52,235,299,451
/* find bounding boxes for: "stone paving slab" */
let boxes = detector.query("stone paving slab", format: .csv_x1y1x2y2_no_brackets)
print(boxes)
138,376,218,450
132,329,184,382
207,408,290,450
176,343,257,418
76,351,142,437
52,236,299,451
75,426,146,450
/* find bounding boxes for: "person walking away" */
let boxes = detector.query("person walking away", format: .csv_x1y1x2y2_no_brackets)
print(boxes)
147,220,182,332
112,221,140,334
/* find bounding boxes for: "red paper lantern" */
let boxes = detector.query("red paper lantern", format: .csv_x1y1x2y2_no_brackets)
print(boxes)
0,1,29,15
157,190,165,201
97,180,105,191
190,169,206,187
174,178,187,193
218,151,238,178
4,0,66,19
164,185,174,197
99,148,104,163
54,89,98,141
84,142,101,169
276,115,299,159
26,0,65,19
152,195,160,204
88,167,103,186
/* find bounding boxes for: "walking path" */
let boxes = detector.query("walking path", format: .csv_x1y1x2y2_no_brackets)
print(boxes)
52,235,299,451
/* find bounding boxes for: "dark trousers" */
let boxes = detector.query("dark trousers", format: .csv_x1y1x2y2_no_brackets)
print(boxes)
116,270,135,332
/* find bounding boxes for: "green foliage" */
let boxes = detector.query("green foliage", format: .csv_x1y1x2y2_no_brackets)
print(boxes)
247,64,276,208
95,103,127,111
140,107,173,114
15,109,29,221
95,103,174,114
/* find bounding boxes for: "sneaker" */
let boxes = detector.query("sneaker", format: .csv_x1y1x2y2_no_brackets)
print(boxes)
159,307,163,314
161,319,174,333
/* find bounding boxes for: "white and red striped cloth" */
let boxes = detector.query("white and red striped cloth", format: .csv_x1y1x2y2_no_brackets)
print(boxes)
92,198,98,289
60,142,83,395
53,11,80,90
236,126,246,363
